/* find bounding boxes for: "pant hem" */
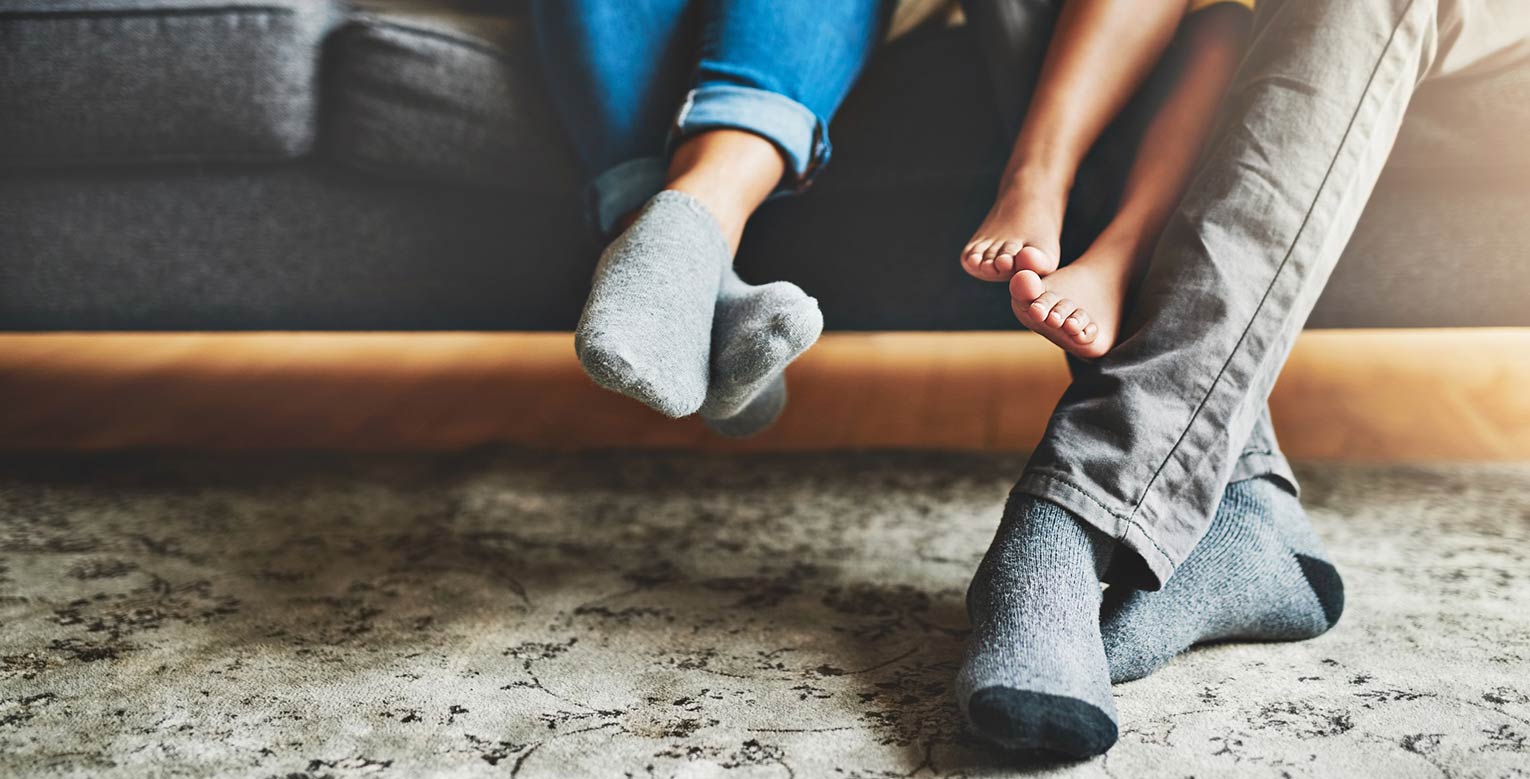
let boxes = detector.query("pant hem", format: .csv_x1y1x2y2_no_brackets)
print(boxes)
587,157,668,236
1012,471,1176,590
1229,450,1300,497
672,83,827,187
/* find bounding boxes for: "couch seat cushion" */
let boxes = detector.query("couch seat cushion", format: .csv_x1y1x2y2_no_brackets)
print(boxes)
324,0,582,194
1388,60,1530,182
0,0,338,167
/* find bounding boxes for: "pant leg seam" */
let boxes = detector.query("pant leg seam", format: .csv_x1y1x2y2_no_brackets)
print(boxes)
1126,0,1427,522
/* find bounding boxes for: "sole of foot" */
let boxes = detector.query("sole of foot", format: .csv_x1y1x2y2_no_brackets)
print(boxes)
1008,261,1128,361
712,295,820,392
703,374,788,439
700,280,822,422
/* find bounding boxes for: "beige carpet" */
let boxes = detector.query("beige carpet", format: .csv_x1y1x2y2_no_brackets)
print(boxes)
1,452,1527,777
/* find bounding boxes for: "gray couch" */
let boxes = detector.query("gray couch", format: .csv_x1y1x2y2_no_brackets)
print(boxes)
2,0,1527,331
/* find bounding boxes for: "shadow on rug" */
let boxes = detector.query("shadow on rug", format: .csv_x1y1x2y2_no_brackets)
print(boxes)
0,451,1527,777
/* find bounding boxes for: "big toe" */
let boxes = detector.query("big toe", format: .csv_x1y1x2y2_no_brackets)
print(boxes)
1009,270,1048,305
1016,245,1058,275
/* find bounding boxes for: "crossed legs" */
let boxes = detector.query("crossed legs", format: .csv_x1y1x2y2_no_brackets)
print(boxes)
961,0,1527,757
533,0,885,433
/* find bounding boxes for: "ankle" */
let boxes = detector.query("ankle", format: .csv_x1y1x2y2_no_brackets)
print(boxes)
1103,203,1174,257
1005,494,1114,579
1000,156,1076,201
663,129,786,250
662,180,751,251
1080,221,1159,280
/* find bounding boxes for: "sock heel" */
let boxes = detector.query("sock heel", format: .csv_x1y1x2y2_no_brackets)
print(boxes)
1294,553,1345,629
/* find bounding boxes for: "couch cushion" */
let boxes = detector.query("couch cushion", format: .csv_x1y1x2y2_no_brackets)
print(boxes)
322,2,1009,197
324,0,582,194
4,160,1529,331
1387,60,1530,181
4,22,1529,331
0,0,337,167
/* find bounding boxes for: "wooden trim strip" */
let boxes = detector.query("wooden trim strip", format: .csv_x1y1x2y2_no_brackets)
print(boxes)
1,330,1526,460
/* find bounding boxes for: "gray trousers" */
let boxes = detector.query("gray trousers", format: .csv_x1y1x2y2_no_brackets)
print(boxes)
1015,0,1530,588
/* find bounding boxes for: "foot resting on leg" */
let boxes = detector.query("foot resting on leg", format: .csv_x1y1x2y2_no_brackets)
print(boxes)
956,494,1119,758
1101,476,1345,684
699,268,823,435
575,190,729,417
1008,227,1143,360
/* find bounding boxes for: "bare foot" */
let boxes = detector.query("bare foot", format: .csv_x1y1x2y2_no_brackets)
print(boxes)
1008,239,1137,359
960,173,1068,282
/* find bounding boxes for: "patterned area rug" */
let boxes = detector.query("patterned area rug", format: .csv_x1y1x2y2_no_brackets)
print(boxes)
1,452,1527,778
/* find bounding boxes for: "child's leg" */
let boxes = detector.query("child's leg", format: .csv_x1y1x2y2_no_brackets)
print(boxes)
682,0,889,430
1011,5,1251,358
533,0,717,417
563,0,885,420
961,0,1187,282
531,0,695,234
670,0,887,248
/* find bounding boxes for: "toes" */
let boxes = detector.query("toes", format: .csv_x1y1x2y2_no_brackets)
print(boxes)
993,255,1013,276
963,239,995,276
1062,307,1091,338
1027,291,1061,324
992,240,1025,276
979,242,1004,277
1045,298,1080,329
1016,245,1057,275
1080,322,1099,344
981,240,1004,264
1009,269,1048,304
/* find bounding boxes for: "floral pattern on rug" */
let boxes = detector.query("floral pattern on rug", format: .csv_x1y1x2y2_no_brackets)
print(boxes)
1,452,1527,778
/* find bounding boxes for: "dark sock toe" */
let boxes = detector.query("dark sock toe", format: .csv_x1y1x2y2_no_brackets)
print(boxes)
968,686,1118,759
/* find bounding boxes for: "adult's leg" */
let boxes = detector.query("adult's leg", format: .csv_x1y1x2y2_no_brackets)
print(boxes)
958,0,1527,754
1014,0,1529,588
1101,472,1344,683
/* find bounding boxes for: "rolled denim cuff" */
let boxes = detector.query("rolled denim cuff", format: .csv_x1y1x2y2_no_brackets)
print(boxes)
588,156,668,236
674,83,829,189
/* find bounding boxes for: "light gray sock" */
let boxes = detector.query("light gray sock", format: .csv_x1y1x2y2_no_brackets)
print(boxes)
956,494,1119,758
703,374,788,438
575,190,728,418
699,269,823,436
1101,476,1344,684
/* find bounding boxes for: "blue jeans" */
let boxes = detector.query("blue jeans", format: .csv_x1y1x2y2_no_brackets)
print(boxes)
532,0,887,234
